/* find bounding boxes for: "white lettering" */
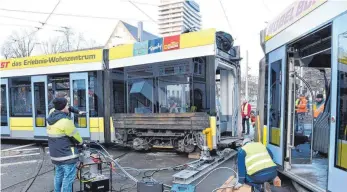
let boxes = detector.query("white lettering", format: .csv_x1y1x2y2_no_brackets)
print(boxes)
149,43,162,52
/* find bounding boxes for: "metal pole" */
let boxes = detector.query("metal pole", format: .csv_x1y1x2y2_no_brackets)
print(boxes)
103,49,112,143
286,57,295,170
300,67,303,94
137,21,143,42
245,50,249,101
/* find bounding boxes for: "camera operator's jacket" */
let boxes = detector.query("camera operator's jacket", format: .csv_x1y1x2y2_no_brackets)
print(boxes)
47,110,83,165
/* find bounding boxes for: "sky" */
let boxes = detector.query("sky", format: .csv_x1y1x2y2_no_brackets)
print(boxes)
0,0,295,75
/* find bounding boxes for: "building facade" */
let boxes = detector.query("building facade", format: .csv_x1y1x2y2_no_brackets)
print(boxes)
105,21,158,48
158,0,201,37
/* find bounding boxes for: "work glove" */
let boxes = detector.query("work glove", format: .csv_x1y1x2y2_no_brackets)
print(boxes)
234,182,243,190
79,111,87,115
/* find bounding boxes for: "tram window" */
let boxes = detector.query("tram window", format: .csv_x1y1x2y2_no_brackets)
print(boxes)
269,60,282,146
1,85,8,126
88,72,98,117
127,78,154,113
48,76,70,111
72,79,87,128
158,75,191,113
33,82,46,127
10,77,32,117
113,81,126,113
264,63,269,125
335,32,347,170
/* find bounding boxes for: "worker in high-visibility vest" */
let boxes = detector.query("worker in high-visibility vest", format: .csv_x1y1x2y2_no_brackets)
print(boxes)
313,94,325,119
47,97,83,192
241,100,252,135
234,138,277,192
295,95,308,113
295,94,308,133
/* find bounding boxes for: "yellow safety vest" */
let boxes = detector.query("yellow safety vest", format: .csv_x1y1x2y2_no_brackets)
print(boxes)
242,142,276,175
295,99,300,106
242,103,250,115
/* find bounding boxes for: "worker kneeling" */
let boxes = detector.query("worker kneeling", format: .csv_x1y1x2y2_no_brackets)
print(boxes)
235,138,277,192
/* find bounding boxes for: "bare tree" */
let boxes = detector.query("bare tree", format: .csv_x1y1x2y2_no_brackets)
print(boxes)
40,37,64,54
7,30,37,58
1,28,101,58
1,41,15,59
55,28,99,52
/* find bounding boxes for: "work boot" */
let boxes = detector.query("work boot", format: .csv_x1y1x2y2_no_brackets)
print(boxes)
264,182,271,192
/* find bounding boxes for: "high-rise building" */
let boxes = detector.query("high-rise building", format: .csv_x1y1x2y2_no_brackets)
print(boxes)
158,0,201,37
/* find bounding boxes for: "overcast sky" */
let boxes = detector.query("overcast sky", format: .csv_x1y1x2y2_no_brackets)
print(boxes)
0,0,295,75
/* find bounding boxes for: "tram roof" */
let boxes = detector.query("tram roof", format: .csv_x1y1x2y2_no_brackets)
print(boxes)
108,28,217,69
0,29,218,77
261,0,347,54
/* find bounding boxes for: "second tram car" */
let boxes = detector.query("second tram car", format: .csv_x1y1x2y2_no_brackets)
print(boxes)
256,1,347,191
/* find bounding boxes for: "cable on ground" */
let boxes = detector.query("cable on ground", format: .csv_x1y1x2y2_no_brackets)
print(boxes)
20,145,46,192
1,167,54,191
211,186,234,192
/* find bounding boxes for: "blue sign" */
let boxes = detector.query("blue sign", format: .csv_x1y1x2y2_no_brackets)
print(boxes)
133,41,149,56
148,38,163,54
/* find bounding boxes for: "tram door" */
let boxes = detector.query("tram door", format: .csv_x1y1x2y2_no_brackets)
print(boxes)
1,78,10,136
328,12,347,192
267,46,286,166
32,76,48,137
70,73,90,138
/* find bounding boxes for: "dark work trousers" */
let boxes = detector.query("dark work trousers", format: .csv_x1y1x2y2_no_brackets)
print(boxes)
242,117,250,134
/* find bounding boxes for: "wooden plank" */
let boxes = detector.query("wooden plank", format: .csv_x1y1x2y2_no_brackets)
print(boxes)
217,176,252,192
273,176,281,187
113,112,209,118
217,176,234,192
188,152,200,159
119,120,193,125
113,124,206,130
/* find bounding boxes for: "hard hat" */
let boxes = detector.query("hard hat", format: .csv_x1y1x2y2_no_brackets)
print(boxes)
242,138,252,146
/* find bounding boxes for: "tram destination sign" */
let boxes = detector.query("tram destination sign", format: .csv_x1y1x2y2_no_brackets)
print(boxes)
265,0,327,42
0,49,103,70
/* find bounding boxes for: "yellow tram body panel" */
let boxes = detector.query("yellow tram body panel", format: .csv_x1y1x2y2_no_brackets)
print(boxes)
337,140,347,169
8,117,106,134
270,127,280,146
10,118,33,131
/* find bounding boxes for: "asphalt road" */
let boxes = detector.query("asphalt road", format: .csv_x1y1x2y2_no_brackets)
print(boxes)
0,140,240,192
1,140,295,192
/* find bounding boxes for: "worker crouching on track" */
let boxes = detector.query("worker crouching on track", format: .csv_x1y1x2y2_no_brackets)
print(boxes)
235,138,277,192
47,97,83,192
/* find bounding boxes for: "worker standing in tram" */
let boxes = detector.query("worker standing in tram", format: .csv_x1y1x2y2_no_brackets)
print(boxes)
49,91,86,115
241,100,251,135
295,94,308,133
47,97,83,192
313,94,325,119
234,138,277,192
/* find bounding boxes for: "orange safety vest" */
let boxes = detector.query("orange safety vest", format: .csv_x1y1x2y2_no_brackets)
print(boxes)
296,97,308,113
314,104,324,118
